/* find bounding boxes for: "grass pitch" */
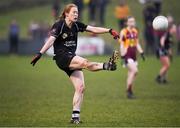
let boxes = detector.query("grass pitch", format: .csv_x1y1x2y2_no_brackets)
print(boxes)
0,55,180,127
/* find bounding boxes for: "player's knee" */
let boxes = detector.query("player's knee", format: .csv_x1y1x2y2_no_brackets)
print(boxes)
166,63,170,69
80,85,85,93
133,68,138,75
79,59,88,68
76,84,85,93
163,63,170,70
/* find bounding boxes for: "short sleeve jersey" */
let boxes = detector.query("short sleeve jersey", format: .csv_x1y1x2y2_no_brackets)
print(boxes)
50,20,87,54
121,27,139,60
121,27,138,49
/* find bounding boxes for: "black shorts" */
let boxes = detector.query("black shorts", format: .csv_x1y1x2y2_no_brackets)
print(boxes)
156,48,169,58
53,51,80,77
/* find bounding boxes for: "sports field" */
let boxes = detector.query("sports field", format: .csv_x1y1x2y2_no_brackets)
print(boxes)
0,55,180,127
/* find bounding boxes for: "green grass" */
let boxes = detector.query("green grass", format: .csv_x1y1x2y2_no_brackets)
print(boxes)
0,55,180,127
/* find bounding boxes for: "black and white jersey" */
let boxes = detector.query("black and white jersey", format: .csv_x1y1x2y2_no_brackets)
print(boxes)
50,20,87,54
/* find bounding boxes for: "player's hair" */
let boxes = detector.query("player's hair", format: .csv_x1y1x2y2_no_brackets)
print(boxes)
125,16,135,25
126,16,135,21
59,4,77,20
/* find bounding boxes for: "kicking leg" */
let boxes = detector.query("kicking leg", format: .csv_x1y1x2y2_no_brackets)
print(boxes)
69,56,104,71
69,51,118,71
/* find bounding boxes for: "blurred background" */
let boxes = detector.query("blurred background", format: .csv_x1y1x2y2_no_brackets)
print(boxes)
0,0,180,56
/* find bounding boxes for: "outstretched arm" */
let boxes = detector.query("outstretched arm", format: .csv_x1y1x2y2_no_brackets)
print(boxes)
86,25,119,39
86,25,110,34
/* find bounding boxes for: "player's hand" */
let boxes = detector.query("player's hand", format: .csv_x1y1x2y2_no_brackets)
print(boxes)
140,52,145,61
109,29,119,39
30,52,42,66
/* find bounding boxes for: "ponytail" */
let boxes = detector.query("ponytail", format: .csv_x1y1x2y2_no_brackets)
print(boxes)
59,12,66,20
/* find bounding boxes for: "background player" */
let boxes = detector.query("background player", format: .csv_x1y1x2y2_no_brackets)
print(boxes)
119,16,145,99
30,4,119,124
155,16,176,84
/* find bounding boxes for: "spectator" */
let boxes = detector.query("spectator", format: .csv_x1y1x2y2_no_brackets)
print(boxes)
28,20,40,39
143,2,157,55
9,19,20,54
52,0,60,20
88,0,97,23
97,0,109,26
39,21,50,40
152,0,162,15
114,0,130,30
73,0,84,20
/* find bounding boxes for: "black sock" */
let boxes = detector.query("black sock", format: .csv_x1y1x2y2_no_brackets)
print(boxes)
127,85,133,94
157,75,161,79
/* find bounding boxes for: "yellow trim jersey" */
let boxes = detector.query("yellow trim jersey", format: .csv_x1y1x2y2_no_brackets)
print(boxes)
121,27,138,61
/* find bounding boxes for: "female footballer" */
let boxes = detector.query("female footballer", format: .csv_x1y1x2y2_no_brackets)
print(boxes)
156,17,175,84
119,16,145,99
30,4,119,124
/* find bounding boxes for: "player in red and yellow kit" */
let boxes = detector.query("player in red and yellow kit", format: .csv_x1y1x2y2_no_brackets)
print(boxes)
119,16,145,99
